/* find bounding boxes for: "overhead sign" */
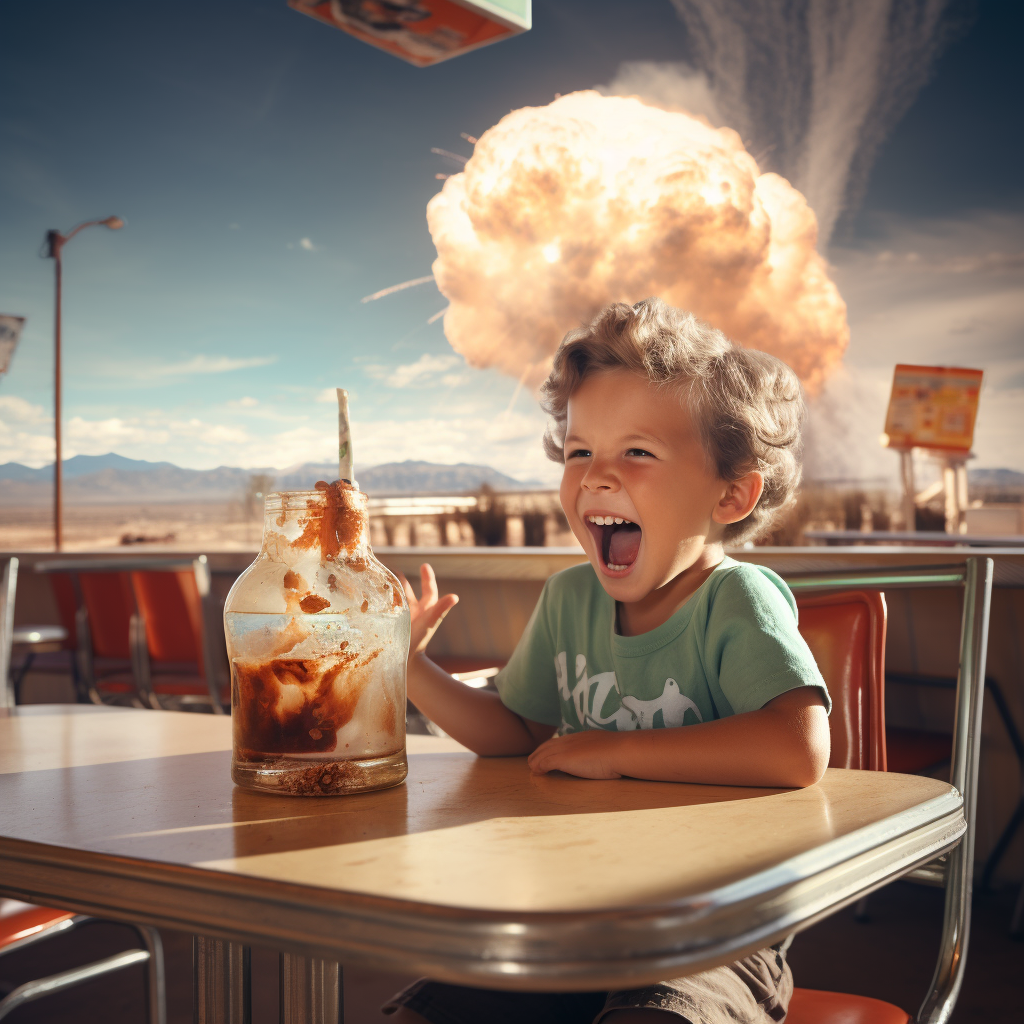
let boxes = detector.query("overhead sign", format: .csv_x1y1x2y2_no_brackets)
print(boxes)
288,0,530,67
882,363,983,453
0,315,25,376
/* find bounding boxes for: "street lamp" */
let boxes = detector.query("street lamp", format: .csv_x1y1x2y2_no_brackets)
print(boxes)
43,216,124,551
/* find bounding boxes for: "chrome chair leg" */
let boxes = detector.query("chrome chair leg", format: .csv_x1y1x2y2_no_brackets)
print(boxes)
134,925,166,1024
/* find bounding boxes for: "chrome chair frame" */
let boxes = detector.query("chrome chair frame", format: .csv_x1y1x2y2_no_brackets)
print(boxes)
783,557,993,1024
0,557,17,709
0,912,165,1024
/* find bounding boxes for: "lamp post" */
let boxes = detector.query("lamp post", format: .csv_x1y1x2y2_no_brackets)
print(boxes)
43,216,124,551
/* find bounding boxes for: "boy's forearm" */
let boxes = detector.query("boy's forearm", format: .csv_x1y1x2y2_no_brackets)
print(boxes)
406,654,539,756
528,691,830,788
608,707,828,787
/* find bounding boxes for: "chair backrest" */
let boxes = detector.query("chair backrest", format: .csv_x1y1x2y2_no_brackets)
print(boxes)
78,572,135,659
796,590,887,772
48,573,80,651
1,557,18,709
129,568,204,673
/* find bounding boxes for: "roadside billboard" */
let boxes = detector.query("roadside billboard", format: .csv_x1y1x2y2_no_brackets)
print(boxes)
882,363,983,453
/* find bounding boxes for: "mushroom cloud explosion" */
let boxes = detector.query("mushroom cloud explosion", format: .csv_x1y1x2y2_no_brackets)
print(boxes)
427,91,849,393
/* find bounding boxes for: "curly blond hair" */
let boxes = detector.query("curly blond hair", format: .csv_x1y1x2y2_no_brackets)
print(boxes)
540,299,805,543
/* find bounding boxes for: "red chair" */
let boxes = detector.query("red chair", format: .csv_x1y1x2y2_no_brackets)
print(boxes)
129,559,227,712
0,900,165,1022
0,569,165,1021
73,571,140,704
35,558,227,712
797,590,887,772
784,560,993,1024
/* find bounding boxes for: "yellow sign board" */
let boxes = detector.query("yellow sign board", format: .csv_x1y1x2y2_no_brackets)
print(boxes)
882,364,983,453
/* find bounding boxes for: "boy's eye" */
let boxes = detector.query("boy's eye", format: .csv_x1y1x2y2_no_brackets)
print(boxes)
625,448,655,458
566,448,592,460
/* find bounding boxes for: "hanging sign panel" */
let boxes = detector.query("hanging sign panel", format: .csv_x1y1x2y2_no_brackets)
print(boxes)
0,315,25,376
882,363,983,453
289,0,530,67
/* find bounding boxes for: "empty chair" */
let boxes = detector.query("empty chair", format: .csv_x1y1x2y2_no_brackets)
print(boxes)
129,558,227,713
0,563,165,1022
0,900,165,1023
77,571,140,704
786,559,993,1024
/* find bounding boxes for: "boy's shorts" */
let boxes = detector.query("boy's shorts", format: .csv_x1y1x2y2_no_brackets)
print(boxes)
382,945,792,1024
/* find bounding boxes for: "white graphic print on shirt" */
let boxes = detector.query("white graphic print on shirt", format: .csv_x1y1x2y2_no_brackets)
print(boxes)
555,651,703,732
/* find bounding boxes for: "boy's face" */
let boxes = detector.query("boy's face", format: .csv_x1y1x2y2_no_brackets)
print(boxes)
559,369,733,605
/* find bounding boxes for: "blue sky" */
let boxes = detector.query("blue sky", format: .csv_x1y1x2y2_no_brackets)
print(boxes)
1,0,1021,483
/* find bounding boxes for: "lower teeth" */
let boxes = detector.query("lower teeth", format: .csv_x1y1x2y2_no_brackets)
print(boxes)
607,563,627,571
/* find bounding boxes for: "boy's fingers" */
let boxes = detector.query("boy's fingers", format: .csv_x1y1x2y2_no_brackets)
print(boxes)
419,563,439,605
425,593,458,631
397,571,418,606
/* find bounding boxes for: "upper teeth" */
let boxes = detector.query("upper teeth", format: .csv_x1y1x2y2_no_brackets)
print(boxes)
587,515,630,525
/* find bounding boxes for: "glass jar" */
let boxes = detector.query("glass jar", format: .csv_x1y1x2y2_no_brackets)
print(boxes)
225,482,410,796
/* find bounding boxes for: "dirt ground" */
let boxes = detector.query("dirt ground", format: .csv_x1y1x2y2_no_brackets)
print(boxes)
0,503,581,552
0,502,264,552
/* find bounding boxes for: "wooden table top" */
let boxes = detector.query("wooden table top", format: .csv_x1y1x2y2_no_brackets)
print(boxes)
0,705,963,989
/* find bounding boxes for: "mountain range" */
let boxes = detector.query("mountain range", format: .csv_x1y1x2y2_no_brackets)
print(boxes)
0,453,542,505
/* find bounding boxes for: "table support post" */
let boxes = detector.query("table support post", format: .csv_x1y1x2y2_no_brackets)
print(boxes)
279,953,342,1024
193,936,251,1024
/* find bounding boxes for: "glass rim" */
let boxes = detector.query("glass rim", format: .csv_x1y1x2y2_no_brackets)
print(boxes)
264,488,367,512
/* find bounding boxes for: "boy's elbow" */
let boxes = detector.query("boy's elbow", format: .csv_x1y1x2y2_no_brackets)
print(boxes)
784,712,831,788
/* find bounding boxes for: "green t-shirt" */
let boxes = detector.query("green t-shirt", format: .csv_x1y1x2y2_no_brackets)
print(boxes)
494,556,830,734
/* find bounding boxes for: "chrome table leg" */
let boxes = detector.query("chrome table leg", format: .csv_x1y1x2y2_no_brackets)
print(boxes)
280,953,342,1024
194,936,250,1024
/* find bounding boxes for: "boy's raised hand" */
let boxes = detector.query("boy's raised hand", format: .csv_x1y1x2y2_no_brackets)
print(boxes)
400,563,459,659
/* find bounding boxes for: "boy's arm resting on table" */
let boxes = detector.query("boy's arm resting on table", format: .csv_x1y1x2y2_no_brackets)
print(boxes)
402,564,556,756
408,653,555,754
526,686,830,788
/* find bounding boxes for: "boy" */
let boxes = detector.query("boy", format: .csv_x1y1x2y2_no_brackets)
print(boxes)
385,299,831,1024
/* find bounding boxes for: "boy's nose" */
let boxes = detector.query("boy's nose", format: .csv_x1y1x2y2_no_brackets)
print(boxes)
581,458,620,491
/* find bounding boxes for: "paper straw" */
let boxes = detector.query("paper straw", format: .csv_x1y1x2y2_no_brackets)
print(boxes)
337,388,353,484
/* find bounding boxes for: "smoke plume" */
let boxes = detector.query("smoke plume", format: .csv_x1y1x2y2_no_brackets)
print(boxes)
427,92,848,392
666,0,959,245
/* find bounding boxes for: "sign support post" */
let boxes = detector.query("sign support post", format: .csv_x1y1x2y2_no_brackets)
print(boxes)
882,365,983,535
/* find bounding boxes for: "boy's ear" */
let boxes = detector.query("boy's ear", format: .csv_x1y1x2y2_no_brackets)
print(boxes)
712,471,764,526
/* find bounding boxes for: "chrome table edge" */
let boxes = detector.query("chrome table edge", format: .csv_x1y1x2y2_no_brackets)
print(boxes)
0,788,963,990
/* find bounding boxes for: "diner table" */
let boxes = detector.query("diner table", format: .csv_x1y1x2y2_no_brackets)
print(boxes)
0,704,964,1023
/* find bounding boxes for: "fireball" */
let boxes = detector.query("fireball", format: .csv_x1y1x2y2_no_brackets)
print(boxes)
427,91,848,393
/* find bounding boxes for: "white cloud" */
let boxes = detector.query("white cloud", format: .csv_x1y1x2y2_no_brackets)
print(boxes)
0,395,50,426
367,353,462,389
106,354,278,381
299,237,316,251
66,416,171,452
0,397,54,466
229,396,260,408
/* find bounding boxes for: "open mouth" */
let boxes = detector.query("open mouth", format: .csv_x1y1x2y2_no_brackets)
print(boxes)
585,514,642,574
